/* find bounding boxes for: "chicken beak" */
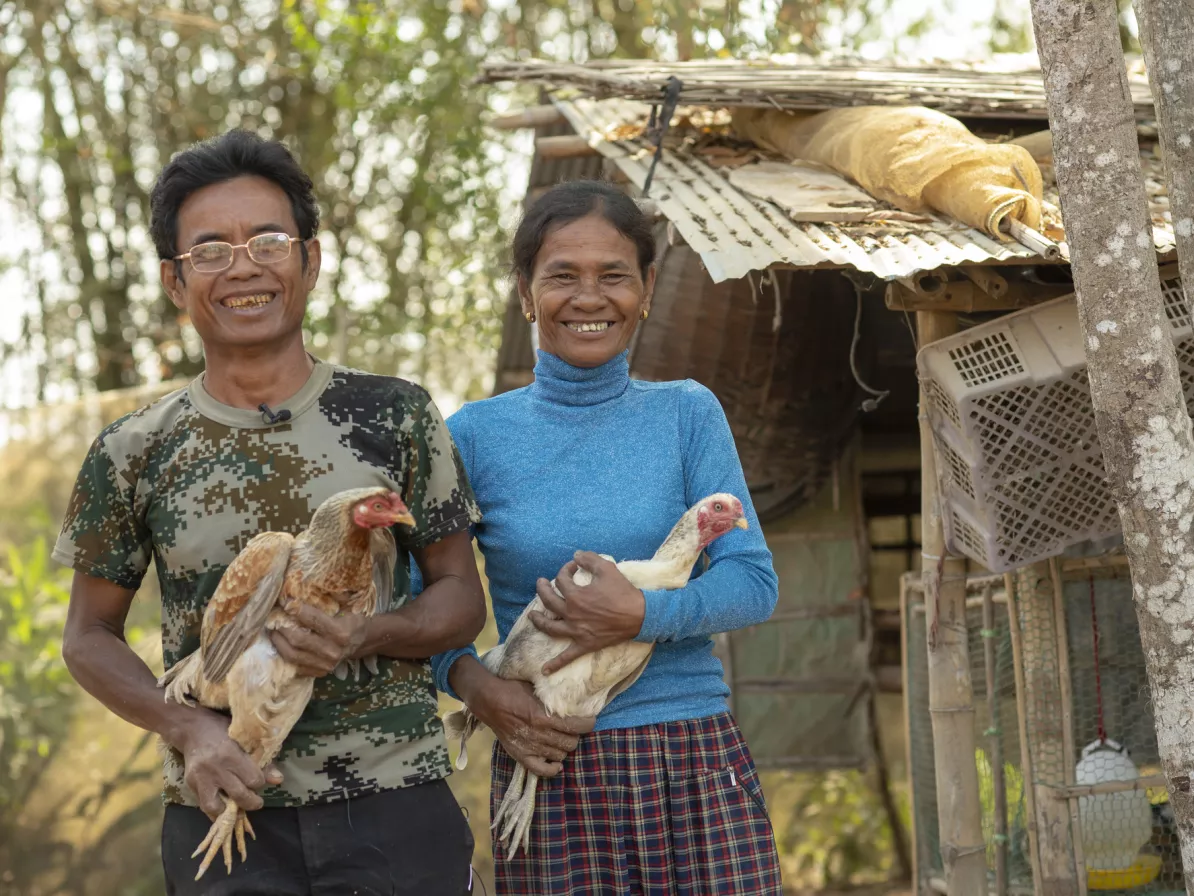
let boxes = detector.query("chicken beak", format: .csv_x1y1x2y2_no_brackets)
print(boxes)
389,510,416,528
735,517,749,530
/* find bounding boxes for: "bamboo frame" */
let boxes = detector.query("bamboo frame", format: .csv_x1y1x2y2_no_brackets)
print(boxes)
1050,774,1167,799
983,582,1009,896
911,591,1008,613
918,310,988,894
1015,562,1082,895
489,104,566,130
1057,555,1130,573
900,576,920,893
534,135,600,159
1049,559,1088,895
1006,572,1045,896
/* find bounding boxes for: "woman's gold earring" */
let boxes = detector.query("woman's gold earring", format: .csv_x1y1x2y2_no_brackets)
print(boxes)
640,307,650,321
525,311,536,323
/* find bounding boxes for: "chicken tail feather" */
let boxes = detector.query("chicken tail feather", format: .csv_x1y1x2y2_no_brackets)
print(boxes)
444,708,482,770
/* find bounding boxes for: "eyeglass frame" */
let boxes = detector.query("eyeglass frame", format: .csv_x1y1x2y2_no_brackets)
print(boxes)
172,233,308,274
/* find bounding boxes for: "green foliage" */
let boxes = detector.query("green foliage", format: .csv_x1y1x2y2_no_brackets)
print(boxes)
975,747,1030,870
0,538,75,827
766,768,902,888
0,0,515,404
0,536,87,892
0,534,165,895
0,0,934,410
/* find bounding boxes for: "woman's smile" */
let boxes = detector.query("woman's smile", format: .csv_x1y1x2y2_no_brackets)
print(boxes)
563,320,616,335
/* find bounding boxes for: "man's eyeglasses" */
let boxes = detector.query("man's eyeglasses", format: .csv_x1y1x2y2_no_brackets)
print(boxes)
173,233,304,273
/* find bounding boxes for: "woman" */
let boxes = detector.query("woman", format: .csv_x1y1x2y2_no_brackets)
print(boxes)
431,180,782,893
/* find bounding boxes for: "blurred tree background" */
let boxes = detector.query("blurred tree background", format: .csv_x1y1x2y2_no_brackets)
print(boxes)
0,0,1114,892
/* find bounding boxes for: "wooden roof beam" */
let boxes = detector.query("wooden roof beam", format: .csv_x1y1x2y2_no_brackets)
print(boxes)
489,104,566,130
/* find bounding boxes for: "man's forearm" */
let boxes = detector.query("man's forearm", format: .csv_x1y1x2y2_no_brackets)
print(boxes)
63,623,214,751
358,573,485,659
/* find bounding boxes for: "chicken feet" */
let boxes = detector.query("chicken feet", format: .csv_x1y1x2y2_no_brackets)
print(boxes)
492,764,540,857
193,794,257,880
192,798,257,879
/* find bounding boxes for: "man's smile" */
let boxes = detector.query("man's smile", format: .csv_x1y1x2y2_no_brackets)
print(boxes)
219,292,277,310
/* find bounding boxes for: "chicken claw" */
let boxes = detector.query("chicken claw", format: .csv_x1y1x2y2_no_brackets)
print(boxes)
492,763,526,833
192,795,254,880
499,773,539,857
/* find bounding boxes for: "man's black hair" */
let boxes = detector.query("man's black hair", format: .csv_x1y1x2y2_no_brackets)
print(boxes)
149,129,319,265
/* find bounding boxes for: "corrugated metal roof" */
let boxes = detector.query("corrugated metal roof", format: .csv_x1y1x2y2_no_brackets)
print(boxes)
555,97,1176,283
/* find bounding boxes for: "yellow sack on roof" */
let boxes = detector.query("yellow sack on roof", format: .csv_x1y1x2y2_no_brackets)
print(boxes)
732,106,1043,238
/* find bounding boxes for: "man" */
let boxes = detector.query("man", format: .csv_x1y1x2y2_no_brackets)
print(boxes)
55,129,486,895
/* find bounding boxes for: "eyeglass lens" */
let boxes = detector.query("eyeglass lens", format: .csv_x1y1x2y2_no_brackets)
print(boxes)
190,233,293,272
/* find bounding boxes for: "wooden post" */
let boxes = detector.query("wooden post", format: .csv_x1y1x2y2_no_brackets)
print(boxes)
534,135,600,159
918,310,988,895
1049,560,1088,895
1015,562,1081,896
901,576,920,893
983,582,1009,896
1006,572,1045,896
488,105,566,130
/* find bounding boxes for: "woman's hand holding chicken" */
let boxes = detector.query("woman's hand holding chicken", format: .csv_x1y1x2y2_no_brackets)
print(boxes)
530,552,647,675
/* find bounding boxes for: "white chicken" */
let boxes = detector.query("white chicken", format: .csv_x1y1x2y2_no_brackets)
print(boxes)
445,492,749,857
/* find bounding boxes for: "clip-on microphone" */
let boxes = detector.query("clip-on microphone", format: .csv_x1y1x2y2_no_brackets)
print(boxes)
258,403,292,424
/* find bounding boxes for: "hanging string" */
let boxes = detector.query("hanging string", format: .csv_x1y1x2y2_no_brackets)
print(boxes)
1090,574,1108,744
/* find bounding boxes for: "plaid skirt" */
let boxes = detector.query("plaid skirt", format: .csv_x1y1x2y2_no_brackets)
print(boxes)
489,712,782,895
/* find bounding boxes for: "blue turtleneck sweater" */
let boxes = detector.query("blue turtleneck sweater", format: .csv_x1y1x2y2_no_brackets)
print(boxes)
424,350,778,731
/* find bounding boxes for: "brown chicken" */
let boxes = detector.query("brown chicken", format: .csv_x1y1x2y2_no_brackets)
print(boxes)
157,486,412,879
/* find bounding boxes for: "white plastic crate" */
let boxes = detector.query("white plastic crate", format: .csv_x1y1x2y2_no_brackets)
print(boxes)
917,270,1190,572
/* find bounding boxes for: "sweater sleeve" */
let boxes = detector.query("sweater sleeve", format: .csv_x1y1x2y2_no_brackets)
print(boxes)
414,406,481,701
635,383,779,643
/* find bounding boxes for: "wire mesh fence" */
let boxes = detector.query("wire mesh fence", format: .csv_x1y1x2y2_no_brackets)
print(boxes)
904,573,1033,894
1060,568,1179,893
904,563,1183,895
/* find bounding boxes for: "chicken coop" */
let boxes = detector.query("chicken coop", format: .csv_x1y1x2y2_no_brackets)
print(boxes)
480,56,1182,895
904,560,1180,895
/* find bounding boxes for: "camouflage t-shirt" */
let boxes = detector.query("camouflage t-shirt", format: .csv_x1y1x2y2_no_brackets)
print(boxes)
52,360,481,808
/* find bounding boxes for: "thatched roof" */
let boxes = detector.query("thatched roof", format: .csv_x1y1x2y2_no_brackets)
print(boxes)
479,57,1157,122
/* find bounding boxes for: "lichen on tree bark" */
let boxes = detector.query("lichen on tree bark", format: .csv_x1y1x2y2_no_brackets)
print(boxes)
1031,0,1194,889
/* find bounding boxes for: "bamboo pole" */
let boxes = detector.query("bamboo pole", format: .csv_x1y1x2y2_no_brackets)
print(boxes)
901,577,920,893
983,583,1009,896
1049,560,1087,896
1006,572,1045,896
489,104,566,130
1016,562,1081,895
918,310,987,895
534,135,600,159
1050,775,1168,799
912,592,1009,614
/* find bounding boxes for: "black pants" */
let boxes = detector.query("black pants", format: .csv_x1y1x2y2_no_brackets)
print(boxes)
162,779,474,895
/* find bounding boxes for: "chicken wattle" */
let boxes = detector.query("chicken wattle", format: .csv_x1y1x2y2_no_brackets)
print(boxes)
156,486,413,879
445,492,749,857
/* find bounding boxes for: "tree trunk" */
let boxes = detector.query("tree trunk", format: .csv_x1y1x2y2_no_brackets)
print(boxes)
1030,0,1194,891
919,310,989,895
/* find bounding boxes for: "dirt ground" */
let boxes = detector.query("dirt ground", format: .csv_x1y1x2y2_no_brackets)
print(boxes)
795,887,912,896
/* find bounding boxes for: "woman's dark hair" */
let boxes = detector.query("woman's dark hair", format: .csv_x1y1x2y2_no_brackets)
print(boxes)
511,180,655,282
149,129,320,263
